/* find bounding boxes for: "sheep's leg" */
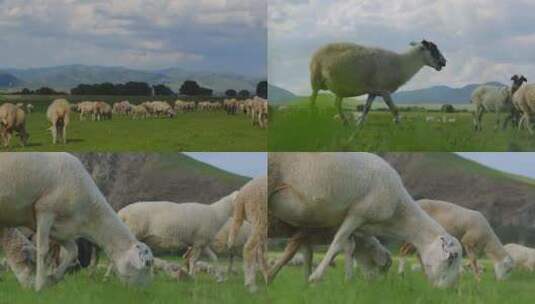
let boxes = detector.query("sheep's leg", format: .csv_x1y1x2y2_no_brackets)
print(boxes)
310,89,319,111
243,228,263,292
188,246,202,277
334,96,349,125
308,216,363,283
524,113,534,134
356,94,375,126
344,237,356,281
203,247,218,263
227,252,234,275
35,213,54,291
382,93,400,124
495,110,501,131
51,123,58,144
267,231,305,284
257,242,269,284
51,240,78,282
302,243,313,280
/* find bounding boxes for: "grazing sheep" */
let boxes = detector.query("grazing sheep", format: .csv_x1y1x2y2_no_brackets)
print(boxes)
112,101,132,115
0,103,29,147
228,176,268,292
117,191,238,277
398,199,512,281
26,104,34,114
93,101,112,121
471,76,526,131
46,99,70,144
1,228,36,288
269,153,462,288
512,76,535,133
0,153,154,291
310,40,446,125
175,100,195,112
77,101,95,120
425,116,436,122
131,105,148,119
504,243,535,271
151,101,174,118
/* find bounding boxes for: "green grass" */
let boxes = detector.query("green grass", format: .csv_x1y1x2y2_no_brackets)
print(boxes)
269,95,535,151
2,112,266,152
1,257,533,304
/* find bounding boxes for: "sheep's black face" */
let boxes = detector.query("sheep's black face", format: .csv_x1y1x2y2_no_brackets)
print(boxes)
511,74,528,94
422,40,446,71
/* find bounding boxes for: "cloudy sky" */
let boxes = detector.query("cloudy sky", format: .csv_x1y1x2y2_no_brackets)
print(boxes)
269,0,535,95
0,0,266,77
457,153,535,179
185,152,267,177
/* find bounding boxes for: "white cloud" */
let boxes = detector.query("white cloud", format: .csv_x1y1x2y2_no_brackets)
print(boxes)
269,0,535,94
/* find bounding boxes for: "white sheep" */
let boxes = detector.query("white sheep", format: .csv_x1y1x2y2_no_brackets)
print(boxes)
77,101,95,120
26,104,34,114
116,191,238,277
0,103,29,147
46,99,71,144
131,105,148,119
310,40,446,125
398,199,512,281
504,243,535,271
269,153,462,288
0,153,154,291
512,77,535,133
211,218,252,275
471,76,525,131
1,228,36,288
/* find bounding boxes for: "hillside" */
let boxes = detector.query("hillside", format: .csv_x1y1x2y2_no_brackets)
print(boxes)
73,153,250,210
0,72,24,88
382,153,535,242
269,84,297,104
1,65,261,94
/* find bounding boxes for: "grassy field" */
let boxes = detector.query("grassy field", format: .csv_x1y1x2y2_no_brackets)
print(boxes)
0,95,266,151
1,257,533,304
269,95,535,151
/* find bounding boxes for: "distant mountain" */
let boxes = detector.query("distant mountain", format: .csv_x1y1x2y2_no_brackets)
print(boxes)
0,65,261,94
392,82,506,104
268,84,297,104
0,72,24,88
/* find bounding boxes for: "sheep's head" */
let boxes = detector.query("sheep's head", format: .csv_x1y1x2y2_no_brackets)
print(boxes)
411,40,446,71
420,235,462,288
511,74,528,94
494,255,514,280
115,242,154,287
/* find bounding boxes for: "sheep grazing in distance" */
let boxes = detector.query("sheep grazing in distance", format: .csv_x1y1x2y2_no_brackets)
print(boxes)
269,153,462,288
398,199,513,281
46,99,71,144
0,153,154,291
0,103,29,148
1,228,36,288
471,75,526,131
228,175,268,293
310,40,446,125
131,105,149,119
77,101,95,120
504,243,535,271
113,100,132,115
93,101,112,121
511,75,535,133
116,191,239,277
175,100,195,112
26,104,34,114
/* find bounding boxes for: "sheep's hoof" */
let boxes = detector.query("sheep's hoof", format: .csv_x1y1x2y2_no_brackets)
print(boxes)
308,272,323,284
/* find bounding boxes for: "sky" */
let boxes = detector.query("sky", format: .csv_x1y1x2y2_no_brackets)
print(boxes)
184,152,267,178
457,153,535,179
269,0,535,95
0,0,266,77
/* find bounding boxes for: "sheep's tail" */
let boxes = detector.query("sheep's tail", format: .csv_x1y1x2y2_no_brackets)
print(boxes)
228,194,246,249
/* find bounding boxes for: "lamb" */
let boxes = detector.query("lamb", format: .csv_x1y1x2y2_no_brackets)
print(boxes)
1,228,36,288
0,103,29,147
504,243,535,271
512,76,535,133
46,99,70,144
397,199,513,281
227,175,268,292
0,153,154,291
471,75,526,131
310,40,446,125
116,191,238,277
268,153,462,288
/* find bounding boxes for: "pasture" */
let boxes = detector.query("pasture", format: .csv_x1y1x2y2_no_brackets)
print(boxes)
269,95,535,151
0,95,266,151
0,256,533,304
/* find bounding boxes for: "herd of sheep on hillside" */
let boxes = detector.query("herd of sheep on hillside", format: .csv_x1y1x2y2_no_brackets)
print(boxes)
1,152,535,292
0,96,268,148
308,40,535,133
